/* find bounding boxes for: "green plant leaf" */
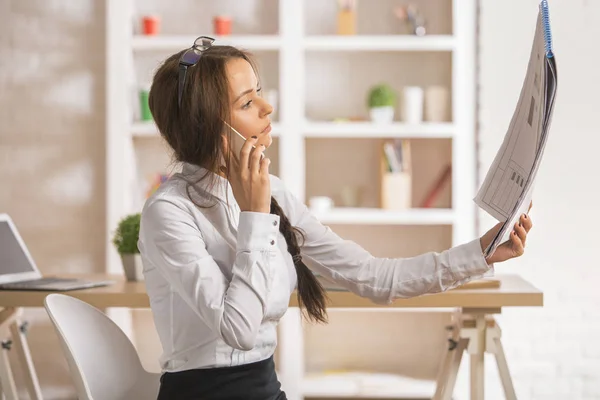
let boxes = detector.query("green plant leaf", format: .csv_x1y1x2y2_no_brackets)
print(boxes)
112,213,141,254
367,84,397,108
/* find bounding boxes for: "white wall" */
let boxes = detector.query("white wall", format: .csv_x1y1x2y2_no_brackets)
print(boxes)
0,0,105,398
478,1,600,398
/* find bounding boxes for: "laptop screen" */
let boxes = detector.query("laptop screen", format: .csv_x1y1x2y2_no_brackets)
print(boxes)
0,221,36,275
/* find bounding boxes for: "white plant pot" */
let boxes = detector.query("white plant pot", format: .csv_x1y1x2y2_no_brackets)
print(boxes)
120,254,144,282
369,106,395,123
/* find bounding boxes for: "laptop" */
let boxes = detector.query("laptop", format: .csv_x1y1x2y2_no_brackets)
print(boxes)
0,214,113,291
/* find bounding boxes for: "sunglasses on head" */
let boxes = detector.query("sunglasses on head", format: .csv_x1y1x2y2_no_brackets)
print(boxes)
178,36,215,108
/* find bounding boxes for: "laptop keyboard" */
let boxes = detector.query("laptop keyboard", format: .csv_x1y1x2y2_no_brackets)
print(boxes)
0,277,79,289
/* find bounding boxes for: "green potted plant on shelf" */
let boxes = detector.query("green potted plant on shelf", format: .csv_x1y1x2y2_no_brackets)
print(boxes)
112,213,144,282
367,84,397,123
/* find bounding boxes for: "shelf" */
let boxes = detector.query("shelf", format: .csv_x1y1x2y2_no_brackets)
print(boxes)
132,35,281,51
131,121,282,138
303,122,455,139
303,372,437,398
133,35,454,52
310,208,455,225
303,35,455,51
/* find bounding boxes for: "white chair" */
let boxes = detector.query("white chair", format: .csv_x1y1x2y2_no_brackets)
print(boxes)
44,294,161,400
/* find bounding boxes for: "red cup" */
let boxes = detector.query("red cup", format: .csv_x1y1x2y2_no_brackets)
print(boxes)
213,16,232,36
142,15,160,35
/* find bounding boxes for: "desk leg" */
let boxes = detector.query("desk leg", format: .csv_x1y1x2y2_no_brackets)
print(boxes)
433,336,468,400
469,315,486,400
0,340,17,400
0,308,43,400
0,309,18,400
487,324,517,400
444,338,467,400
432,338,454,400
435,311,517,400
9,320,42,400
433,320,461,400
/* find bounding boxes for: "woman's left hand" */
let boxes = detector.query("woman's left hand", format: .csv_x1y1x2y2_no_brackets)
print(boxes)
480,202,533,265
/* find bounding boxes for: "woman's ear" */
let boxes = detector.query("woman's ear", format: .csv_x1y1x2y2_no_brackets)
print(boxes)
217,134,228,167
221,134,230,154
220,133,241,168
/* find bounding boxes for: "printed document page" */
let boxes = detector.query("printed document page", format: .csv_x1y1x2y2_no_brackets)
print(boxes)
475,8,557,257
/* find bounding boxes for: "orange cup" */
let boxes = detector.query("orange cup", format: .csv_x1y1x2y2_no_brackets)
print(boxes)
213,16,232,36
142,15,160,35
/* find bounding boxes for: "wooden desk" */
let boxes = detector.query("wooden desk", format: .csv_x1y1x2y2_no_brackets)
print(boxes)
0,273,542,309
293,274,542,308
0,274,542,400
283,274,542,400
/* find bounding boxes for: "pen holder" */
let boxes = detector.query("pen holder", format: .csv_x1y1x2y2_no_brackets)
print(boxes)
381,172,412,210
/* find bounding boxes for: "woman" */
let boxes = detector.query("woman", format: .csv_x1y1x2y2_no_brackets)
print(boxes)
138,37,533,400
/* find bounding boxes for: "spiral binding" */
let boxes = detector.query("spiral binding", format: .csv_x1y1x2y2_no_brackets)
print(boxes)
540,0,554,58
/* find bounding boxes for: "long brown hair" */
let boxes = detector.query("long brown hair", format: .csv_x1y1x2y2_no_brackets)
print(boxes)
148,45,327,323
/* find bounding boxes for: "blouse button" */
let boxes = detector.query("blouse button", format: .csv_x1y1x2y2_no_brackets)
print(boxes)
270,240,275,245
273,220,278,226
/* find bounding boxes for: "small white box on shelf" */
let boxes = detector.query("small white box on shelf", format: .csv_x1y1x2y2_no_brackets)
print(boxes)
425,85,451,122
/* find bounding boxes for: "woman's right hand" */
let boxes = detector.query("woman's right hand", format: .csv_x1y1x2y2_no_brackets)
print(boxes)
222,136,272,214
480,201,533,265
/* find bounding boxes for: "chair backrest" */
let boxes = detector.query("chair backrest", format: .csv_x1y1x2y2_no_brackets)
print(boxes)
44,294,153,400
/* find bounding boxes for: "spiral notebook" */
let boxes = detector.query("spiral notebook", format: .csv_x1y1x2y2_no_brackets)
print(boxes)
475,0,557,258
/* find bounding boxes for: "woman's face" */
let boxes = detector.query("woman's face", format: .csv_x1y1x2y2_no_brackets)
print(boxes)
226,58,273,149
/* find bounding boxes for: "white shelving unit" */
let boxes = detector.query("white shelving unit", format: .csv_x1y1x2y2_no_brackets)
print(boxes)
132,34,282,51
303,34,456,51
106,1,477,399
303,121,455,138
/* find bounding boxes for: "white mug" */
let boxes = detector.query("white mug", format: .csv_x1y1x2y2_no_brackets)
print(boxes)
402,86,424,124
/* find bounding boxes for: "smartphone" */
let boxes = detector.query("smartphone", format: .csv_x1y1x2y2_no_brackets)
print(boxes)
225,122,263,161
228,123,253,159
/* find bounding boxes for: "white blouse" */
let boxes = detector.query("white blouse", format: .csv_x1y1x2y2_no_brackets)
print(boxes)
138,163,492,372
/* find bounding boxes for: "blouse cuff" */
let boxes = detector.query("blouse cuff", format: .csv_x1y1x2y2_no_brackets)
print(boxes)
448,238,492,280
236,212,281,252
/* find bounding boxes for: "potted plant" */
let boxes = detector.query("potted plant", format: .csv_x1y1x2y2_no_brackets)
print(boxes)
367,84,397,123
112,213,144,281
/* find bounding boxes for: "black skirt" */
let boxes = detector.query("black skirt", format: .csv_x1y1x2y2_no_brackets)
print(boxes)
157,355,287,400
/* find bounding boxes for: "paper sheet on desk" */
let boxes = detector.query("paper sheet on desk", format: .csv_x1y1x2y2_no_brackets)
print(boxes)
475,1,557,258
